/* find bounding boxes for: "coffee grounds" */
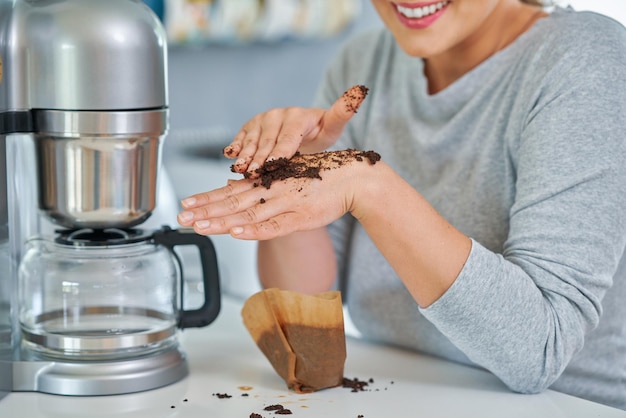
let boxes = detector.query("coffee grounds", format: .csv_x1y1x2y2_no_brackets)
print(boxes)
238,149,381,189
250,414,262,418
342,377,370,392
342,85,369,113
213,393,232,399
263,405,285,411
263,404,292,415
223,145,237,158
263,404,293,415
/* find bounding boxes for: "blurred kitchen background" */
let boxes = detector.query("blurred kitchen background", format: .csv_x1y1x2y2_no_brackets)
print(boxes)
144,0,383,302
142,0,626,301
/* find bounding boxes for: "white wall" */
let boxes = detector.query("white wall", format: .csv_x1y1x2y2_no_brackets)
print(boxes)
564,1,626,25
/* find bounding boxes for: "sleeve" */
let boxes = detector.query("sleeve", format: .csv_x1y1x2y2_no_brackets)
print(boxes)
420,17,626,393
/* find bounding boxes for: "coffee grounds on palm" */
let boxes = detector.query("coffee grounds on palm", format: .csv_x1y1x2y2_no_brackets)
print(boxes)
239,149,381,189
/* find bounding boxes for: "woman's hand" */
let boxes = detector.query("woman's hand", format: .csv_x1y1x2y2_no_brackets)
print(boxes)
224,85,368,177
177,151,378,240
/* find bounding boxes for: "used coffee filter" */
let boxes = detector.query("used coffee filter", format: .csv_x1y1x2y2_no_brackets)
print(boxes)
241,288,346,393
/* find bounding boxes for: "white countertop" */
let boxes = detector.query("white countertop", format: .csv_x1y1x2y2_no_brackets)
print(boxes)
1,295,624,418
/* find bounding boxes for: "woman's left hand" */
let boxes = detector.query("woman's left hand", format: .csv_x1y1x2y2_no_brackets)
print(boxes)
176,155,368,240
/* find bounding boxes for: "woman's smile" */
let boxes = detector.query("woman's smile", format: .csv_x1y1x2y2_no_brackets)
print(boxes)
394,1,451,29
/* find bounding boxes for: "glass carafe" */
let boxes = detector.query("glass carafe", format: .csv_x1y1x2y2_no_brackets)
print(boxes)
18,226,220,360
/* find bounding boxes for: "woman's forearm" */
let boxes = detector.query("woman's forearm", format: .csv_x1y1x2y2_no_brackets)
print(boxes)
350,161,472,308
257,227,337,294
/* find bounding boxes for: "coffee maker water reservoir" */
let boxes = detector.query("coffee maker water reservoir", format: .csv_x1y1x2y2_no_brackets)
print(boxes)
0,0,221,397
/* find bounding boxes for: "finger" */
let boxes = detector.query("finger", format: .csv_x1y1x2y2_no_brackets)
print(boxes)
222,130,245,159
245,109,285,176
266,107,321,161
318,85,369,141
191,193,280,236
180,179,252,208
177,179,255,225
229,212,306,241
230,116,264,173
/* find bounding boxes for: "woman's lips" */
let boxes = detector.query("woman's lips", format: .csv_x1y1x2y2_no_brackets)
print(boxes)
393,1,450,29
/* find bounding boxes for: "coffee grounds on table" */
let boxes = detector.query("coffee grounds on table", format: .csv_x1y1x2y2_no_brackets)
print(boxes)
263,404,292,414
342,377,371,392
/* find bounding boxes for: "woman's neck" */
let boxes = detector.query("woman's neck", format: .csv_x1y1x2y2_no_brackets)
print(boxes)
424,3,547,94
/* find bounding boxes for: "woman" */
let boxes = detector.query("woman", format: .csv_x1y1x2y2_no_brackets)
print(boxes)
177,0,626,409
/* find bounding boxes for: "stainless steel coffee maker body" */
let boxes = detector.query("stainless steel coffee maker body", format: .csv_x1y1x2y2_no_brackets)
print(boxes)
0,0,220,399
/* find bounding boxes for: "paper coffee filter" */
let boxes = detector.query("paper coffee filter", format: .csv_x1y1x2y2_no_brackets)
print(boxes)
241,288,346,393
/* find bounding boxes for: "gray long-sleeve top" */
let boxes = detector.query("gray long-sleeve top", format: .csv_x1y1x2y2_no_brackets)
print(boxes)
314,7,626,409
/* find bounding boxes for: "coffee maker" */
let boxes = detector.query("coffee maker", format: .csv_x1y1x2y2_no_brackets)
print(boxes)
0,0,221,398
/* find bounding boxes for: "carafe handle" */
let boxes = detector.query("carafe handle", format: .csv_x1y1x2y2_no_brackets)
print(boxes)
152,226,221,329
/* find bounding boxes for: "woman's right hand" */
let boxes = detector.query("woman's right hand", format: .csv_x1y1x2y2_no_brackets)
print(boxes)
224,85,368,177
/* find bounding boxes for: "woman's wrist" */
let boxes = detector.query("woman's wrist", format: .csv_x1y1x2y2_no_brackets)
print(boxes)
348,160,395,221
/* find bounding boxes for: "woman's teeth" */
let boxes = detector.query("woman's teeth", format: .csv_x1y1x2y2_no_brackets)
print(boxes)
396,1,449,19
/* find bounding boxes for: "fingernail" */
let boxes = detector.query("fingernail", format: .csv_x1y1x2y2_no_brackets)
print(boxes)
266,156,275,162
178,211,194,222
223,145,236,157
231,226,244,235
195,220,211,229
235,158,246,167
181,197,196,207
